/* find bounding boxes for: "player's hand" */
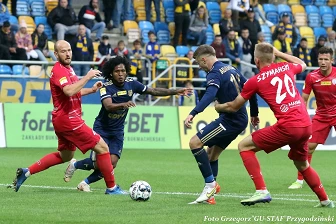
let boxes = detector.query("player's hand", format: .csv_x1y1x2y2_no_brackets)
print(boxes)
123,101,136,109
184,115,194,128
92,81,103,93
250,116,260,129
86,69,102,80
177,88,193,97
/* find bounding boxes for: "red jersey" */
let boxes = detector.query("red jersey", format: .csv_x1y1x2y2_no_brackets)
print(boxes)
241,62,311,127
50,62,84,132
303,67,336,117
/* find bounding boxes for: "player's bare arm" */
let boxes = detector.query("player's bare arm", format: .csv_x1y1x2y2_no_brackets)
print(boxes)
145,87,193,96
301,92,310,107
215,95,248,113
63,69,102,96
102,98,135,111
273,47,307,72
81,81,103,96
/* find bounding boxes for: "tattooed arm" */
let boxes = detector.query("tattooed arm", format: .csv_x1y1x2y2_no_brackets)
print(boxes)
144,87,192,96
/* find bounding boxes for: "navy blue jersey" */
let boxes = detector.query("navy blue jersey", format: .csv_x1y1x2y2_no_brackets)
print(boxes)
190,61,250,126
93,78,147,135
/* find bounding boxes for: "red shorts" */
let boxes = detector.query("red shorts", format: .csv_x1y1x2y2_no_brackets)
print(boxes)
55,124,101,154
310,115,336,144
252,123,312,161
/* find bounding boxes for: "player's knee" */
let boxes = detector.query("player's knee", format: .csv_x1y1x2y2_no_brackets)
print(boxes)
111,155,119,168
189,135,203,149
293,160,308,171
94,140,109,154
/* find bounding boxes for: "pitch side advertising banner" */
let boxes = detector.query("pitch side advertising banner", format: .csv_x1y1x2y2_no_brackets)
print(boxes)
282,109,336,150
178,107,277,150
0,103,6,148
4,104,180,149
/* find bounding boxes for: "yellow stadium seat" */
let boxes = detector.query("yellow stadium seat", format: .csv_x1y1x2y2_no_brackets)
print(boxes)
133,0,145,10
168,22,175,38
18,16,36,34
136,7,146,22
29,65,46,78
299,27,315,49
45,0,58,14
329,0,336,6
220,2,228,18
93,42,99,61
288,0,300,5
48,41,54,51
291,5,305,15
123,20,139,34
213,24,220,35
198,1,206,9
160,45,177,57
294,14,307,27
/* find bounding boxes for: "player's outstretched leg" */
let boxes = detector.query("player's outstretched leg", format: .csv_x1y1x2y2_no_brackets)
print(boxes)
288,154,312,189
188,136,217,204
12,151,65,192
238,137,271,206
77,170,103,192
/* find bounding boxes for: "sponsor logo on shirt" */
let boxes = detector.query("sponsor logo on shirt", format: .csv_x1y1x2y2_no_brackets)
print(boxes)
117,90,127,96
128,90,133,96
100,88,106,96
59,77,68,85
280,104,289,112
321,81,331,86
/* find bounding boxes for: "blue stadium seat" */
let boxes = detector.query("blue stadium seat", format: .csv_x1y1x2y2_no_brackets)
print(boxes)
34,16,47,26
191,46,198,52
176,46,190,57
163,0,174,23
206,2,221,24
44,24,53,40
9,15,19,26
31,0,45,17
205,24,214,45
261,25,272,44
300,0,313,6
305,6,321,28
12,65,29,76
305,5,319,14
314,0,327,6
139,21,154,44
16,0,30,16
277,4,293,22
320,6,334,28
263,4,279,25
163,0,174,9
314,27,327,41
333,6,336,18
0,65,13,75
155,22,170,45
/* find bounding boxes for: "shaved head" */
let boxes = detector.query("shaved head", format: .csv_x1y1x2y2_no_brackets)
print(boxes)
54,40,72,66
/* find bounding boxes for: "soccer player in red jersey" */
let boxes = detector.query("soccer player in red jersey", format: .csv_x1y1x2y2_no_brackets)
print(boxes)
12,40,125,195
288,47,336,190
215,43,334,208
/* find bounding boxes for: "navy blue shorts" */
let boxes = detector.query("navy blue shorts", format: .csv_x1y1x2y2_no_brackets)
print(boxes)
196,118,245,149
90,133,124,161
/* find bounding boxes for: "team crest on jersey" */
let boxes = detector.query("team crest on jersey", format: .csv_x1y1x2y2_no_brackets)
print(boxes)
128,90,133,96
59,77,68,85
332,79,336,85
100,87,106,96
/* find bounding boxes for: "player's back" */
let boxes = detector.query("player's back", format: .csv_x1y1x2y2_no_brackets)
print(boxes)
208,61,248,124
253,62,310,127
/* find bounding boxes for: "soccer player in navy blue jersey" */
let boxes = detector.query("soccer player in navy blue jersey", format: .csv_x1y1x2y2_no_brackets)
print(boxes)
185,45,259,204
63,56,193,192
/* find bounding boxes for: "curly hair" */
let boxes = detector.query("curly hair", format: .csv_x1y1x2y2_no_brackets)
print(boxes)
102,56,131,81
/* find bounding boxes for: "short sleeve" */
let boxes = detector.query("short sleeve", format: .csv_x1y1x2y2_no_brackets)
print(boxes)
51,67,71,89
289,63,303,75
241,78,258,100
132,80,147,94
100,85,111,101
206,72,220,89
302,73,312,95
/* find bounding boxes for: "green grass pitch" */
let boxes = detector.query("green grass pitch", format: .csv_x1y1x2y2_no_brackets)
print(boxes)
0,148,335,224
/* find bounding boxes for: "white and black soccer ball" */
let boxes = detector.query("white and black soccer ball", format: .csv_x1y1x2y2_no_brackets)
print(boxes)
129,180,152,201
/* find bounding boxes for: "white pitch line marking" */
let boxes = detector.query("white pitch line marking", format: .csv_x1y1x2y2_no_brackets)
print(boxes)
0,184,324,203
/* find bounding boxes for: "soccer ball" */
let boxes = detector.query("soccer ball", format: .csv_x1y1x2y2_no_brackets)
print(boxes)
129,180,152,201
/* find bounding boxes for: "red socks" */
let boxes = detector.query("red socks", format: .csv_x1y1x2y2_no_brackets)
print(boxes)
297,154,312,181
96,152,115,189
301,166,328,201
29,152,63,175
240,151,267,190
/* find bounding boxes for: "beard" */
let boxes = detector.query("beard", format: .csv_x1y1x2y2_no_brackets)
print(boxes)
60,57,71,66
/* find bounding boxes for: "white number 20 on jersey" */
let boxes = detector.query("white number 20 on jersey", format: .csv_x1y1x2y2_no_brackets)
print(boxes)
270,74,296,104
